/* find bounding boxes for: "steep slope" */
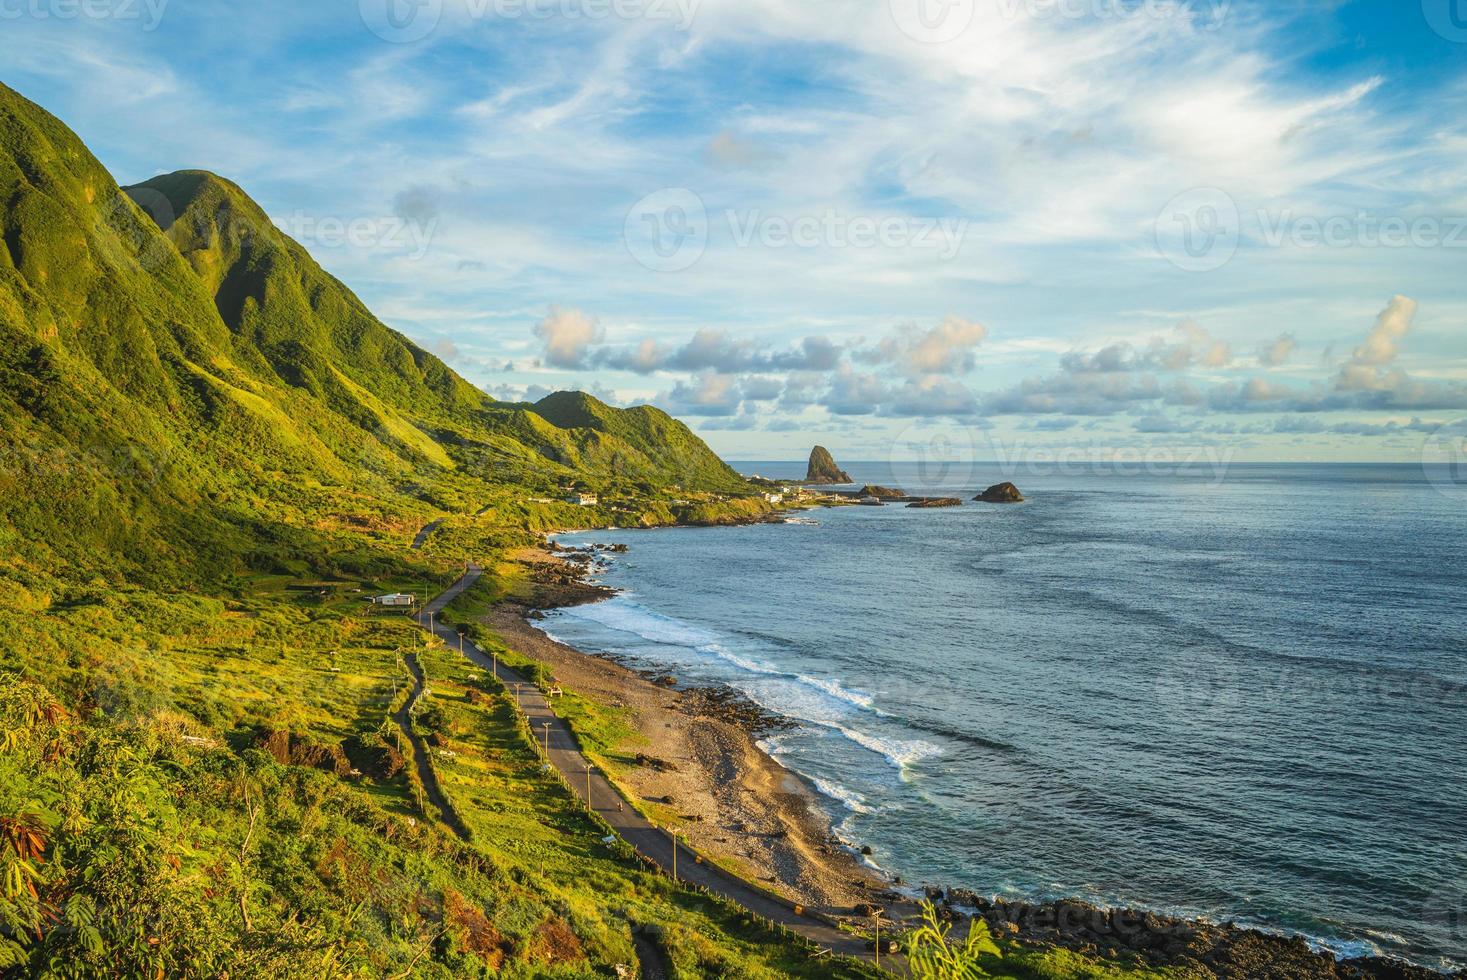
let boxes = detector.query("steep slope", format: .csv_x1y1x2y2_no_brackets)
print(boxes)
124,170,487,456
530,390,748,492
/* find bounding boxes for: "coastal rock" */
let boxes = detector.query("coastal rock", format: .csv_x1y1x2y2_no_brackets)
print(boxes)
907,497,962,509
858,484,906,500
960,893,1450,980
806,446,853,484
975,482,1025,504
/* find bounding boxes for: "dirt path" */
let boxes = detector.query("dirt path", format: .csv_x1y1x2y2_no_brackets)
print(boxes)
391,650,470,841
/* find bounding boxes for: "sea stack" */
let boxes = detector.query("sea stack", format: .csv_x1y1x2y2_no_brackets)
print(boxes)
806,446,853,484
975,482,1025,504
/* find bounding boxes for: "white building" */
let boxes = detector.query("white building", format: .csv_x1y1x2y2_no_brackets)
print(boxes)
571,492,599,507
371,593,416,607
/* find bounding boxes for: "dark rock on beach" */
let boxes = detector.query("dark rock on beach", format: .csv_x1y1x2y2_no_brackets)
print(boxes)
975,482,1025,503
907,497,962,508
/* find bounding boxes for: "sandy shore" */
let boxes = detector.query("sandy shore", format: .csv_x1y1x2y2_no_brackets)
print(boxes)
482,547,894,914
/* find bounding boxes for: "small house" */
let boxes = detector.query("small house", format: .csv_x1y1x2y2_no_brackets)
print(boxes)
371,593,416,607
571,492,599,507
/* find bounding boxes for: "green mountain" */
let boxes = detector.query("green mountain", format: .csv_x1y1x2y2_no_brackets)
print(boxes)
0,81,749,589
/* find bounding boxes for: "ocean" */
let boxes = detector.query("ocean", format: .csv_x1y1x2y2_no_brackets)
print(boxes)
545,462,1467,971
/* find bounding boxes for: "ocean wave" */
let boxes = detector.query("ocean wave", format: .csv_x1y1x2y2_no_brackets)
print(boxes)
559,598,723,650
556,599,889,722
815,721,942,773
796,673,880,711
811,777,874,814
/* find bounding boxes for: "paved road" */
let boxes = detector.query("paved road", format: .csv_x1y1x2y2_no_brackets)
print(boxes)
410,519,444,551
416,564,892,970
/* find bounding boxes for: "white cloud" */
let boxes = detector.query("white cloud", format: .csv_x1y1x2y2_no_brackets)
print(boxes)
1259,333,1297,367
535,307,603,369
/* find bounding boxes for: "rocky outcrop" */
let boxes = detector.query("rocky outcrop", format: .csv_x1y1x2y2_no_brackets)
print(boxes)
975,482,1025,504
907,498,962,509
940,894,1446,980
806,446,853,484
858,485,906,500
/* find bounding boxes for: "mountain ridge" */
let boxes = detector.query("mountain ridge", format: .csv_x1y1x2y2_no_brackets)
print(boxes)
0,80,751,584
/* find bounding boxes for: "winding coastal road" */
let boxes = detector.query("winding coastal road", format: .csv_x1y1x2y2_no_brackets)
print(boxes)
412,558,891,970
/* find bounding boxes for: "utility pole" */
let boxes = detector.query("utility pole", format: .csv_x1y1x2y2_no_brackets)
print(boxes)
542,721,551,756
874,911,884,969
585,766,592,807
670,829,677,882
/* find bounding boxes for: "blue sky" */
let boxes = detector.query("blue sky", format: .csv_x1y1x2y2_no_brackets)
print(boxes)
3,0,1466,463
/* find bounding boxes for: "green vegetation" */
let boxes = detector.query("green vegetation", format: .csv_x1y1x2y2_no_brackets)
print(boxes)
0,80,1178,978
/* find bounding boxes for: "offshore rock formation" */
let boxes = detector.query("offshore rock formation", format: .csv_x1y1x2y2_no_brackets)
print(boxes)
975,482,1025,503
806,446,853,484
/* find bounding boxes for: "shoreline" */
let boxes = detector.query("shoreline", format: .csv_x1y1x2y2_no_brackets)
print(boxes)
487,545,897,915
487,531,1455,980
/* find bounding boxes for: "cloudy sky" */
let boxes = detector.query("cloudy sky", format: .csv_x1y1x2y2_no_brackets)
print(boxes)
5,0,1466,462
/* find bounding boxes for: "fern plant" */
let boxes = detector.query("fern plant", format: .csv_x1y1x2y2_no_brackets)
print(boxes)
905,901,1002,980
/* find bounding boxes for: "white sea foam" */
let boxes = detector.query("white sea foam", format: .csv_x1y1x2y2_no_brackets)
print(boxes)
811,777,874,814
797,674,877,710
817,721,942,773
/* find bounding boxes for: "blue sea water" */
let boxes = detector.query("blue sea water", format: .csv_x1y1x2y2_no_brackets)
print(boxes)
547,462,1467,970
